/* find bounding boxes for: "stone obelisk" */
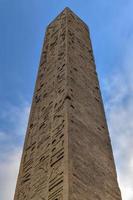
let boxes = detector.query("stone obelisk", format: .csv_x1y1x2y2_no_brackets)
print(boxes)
14,8,122,200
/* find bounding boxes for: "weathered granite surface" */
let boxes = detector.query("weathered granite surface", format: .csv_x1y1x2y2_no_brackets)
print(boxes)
14,8,122,200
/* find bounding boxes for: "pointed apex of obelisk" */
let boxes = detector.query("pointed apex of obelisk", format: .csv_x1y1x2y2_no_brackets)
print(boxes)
59,7,74,16
62,7,76,15
63,7,70,11
63,7,72,12
47,6,89,31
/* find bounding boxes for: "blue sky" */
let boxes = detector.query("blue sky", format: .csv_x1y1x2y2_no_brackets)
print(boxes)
0,0,133,200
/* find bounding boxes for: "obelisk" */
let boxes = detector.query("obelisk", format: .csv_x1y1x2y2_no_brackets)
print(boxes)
14,8,122,200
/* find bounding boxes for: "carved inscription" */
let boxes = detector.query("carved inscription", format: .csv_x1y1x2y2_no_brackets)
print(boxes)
14,9,68,200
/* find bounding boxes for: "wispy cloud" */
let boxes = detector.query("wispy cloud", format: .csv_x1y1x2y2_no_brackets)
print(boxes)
103,40,133,200
0,147,21,200
0,103,30,200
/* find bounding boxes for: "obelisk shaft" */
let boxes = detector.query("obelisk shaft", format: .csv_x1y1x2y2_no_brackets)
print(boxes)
14,8,122,200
